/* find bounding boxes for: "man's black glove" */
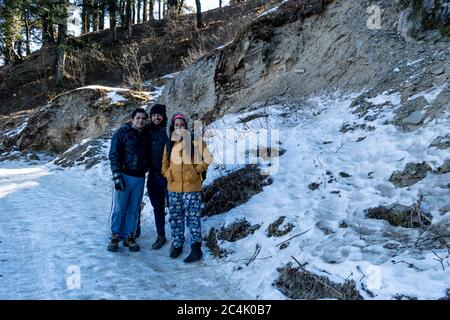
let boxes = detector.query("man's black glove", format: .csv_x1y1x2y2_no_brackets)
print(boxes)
113,173,125,191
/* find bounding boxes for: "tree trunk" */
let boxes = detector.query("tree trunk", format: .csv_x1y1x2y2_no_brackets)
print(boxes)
148,0,154,20
109,0,118,42
81,1,88,33
126,0,132,38
120,0,126,26
93,0,99,31
132,0,136,24
15,40,22,58
143,0,147,21
195,0,203,28
82,0,92,33
42,16,54,45
158,0,161,20
178,0,184,15
24,8,31,55
55,1,69,83
137,0,141,23
99,0,106,30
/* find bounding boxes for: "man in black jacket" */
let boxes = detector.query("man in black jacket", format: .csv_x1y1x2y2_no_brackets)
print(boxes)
107,108,150,252
145,103,169,249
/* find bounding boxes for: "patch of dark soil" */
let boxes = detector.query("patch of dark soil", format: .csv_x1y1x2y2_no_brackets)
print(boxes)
202,165,273,216
365,202,432,228
204,227,229,258
267,216,294,237
217,218,261,242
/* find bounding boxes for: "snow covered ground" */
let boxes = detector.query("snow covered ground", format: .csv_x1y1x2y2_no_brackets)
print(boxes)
0,85,449,299
0,159,251,299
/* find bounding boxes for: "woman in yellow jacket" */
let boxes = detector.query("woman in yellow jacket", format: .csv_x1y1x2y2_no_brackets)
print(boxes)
162,113,213,262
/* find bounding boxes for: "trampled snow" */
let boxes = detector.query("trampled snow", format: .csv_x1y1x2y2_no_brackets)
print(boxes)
0,86,449,299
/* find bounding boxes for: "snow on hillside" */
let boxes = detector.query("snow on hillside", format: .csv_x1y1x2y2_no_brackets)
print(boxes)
202,87,450,300
0,84,449,299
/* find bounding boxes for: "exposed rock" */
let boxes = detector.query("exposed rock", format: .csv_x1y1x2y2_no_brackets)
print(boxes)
430,134,450,149
350,95,393,120
308,182,321,190
435,159,450,174
201,165,273,216
392,294,418,300
274,262,363,300
217,218,261,242
339,122,376,133
339,172,351,178
439,288,450,300
355,136,366,142
267,216,294,237
389,162,432,187
365,203,432,228
1,87,147,154
53,138,109,169
393,96,429,130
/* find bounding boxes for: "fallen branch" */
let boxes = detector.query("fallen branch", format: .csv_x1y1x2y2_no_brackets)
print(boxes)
391,260,423,272
275,229,311,247
335,143,344,153
245,243,262,266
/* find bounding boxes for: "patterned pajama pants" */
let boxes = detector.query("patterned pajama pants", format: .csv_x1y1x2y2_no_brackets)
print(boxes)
168,191,202,248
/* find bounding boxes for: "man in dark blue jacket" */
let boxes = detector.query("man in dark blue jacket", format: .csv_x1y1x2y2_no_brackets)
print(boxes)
145,103,169,249
107,108,150,252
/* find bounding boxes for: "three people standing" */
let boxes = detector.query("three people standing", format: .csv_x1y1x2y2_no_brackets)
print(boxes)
107,105,212,264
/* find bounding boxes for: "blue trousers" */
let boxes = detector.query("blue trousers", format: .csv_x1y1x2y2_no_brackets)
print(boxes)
110,174,145,239
168,192,202,248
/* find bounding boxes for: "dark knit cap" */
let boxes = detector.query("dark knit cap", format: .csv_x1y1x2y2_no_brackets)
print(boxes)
150,104,166,116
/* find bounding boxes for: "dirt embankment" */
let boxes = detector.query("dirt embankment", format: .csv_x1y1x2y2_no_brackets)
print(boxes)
0,0,282,116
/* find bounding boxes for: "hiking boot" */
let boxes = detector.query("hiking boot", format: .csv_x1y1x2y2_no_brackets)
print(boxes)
169,244,183,258
107,234,119,252
152,235,167,250
183,242,203,263
124,235,140,252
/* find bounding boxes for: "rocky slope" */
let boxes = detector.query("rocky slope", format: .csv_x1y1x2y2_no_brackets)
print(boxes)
159,0,449,124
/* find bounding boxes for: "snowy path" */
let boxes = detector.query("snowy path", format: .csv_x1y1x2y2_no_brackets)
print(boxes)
0,162,250,299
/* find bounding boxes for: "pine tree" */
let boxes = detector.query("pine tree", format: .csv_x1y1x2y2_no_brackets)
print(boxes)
0,0,23,64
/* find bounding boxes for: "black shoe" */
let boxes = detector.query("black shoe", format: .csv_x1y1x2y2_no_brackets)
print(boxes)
124,235,140,252
183,242,203,263
169,244,183,258
152,235,167,250
107,234,119,252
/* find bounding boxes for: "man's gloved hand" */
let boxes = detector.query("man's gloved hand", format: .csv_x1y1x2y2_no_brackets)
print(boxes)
113,173,125,191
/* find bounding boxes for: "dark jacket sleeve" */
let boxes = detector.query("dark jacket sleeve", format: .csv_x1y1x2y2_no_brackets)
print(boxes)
109,128,123,174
